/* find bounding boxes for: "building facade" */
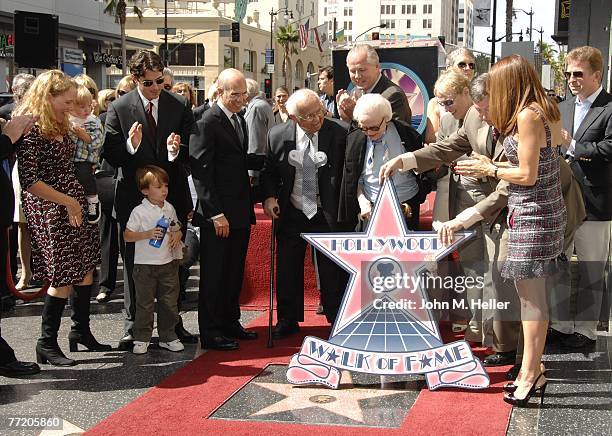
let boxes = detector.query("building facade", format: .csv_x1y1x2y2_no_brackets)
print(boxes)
318,0,474,48
0,0,151,91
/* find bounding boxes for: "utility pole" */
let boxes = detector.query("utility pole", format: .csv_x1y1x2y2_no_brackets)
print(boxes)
490,0,497,67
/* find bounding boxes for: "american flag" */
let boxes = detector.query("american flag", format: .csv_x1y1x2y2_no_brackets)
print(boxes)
299,19,310,51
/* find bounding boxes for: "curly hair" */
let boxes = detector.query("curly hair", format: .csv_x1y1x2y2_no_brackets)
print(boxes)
13,70,77,139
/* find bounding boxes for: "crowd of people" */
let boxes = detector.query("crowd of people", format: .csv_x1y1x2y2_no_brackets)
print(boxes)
0,44,610,409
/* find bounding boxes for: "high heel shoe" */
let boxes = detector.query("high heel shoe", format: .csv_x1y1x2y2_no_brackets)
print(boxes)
503,363,548,393
68,330,112,352
15,275,32,291
503,373,548,407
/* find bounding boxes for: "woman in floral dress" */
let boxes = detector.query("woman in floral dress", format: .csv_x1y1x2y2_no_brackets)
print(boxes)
15,70,109,367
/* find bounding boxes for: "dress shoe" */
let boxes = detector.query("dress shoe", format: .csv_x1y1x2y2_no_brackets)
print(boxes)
561,332,596,349
118,335,134,351
176,323,198,344
545,328,570,345
0,360,41,377
224,322,258,340
96,288,113,303
483,350,517,367
272,319,300,339
201,335,239,350
506,363,521,380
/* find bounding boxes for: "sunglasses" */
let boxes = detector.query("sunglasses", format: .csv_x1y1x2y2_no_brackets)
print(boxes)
457,62,476,70
140,76,165,87
359,118,385,132
163,84,172,91
87,87,97,96
106,96,116,102
564,71,584,80
117,90,128,96
438,99,455,107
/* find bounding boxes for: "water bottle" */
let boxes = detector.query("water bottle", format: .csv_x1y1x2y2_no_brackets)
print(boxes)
149,216,169,248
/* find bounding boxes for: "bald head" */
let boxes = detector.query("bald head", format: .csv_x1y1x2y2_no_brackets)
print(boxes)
286,89,325,134
217,68,248,113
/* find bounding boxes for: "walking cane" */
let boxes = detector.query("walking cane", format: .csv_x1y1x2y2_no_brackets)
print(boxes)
267,214,277,348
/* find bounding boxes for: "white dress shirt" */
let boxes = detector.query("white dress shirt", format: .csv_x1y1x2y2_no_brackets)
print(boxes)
567,86,603,157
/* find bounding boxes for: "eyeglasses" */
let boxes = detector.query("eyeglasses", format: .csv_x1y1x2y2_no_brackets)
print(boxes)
437,98,455,107
228,91,248,99
139,76,165,87
358,118,386,132
163,84,172,91
564,71,584,80
457,62,476,70
117,90,128,96
296,109,325,122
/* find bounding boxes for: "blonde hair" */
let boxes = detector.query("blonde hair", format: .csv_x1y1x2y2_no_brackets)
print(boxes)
488,55,560,136
116,75,136,96
434,68,470,98
172,82,195,106
98,89,116,112
74,74,99,115
75,85,93,106
14,70,77,139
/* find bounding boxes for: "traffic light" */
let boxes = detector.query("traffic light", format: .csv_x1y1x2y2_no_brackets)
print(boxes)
371,32,380,41
231,22,240,43
264,78,272,99
193,76,200,88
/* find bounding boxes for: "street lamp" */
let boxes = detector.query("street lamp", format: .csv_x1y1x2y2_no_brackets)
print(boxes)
269,7,294,94
487,30,524,43
354,23,388,42
513,7,535,41
527,26,545,50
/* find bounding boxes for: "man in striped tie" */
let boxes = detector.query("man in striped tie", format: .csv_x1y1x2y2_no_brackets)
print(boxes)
260,89,348,338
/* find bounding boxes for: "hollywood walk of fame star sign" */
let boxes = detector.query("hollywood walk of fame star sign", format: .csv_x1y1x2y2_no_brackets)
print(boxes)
286,179,490,390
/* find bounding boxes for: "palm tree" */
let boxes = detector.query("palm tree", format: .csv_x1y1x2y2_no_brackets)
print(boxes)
505,0,513,41
104,0,143,75
275,24,299,87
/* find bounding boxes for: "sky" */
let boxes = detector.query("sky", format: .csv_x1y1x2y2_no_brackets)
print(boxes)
472,0,559,57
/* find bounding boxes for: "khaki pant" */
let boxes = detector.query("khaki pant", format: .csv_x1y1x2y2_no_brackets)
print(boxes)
132,261,180,343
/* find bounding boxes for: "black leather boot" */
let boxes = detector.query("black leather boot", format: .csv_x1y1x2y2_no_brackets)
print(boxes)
68,285,111,352
36,295,76,366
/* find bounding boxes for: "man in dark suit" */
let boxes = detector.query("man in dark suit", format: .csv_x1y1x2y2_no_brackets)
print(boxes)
192,100,210,122
0,114,40,377
260,89,347,338
337,44,411,125
553,45,612,349
189,68,257,350
103,50,197,348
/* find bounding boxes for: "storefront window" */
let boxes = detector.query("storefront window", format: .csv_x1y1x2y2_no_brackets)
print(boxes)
224,46,236,68
165,43,205,66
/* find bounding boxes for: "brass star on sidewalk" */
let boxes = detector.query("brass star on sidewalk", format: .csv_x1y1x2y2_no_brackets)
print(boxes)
251,372,406,423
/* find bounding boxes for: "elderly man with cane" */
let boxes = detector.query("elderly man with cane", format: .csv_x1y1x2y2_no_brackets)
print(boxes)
260,89,348,339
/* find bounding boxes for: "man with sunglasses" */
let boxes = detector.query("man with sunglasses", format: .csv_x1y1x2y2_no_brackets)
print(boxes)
553,45,612,349
103,50,197,350
260,89,348,338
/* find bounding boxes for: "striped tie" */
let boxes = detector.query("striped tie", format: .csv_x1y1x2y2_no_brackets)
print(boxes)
302,137,317,219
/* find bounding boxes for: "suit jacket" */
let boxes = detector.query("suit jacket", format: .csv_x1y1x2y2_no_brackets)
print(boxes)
559,89,612,220
0,134,16,227
189,103,255,229
260,119,347,232
245,95,274,158
193,102,210,122
414,106,586,241
338,120,423,228
102,89,195,225
371,74,412,124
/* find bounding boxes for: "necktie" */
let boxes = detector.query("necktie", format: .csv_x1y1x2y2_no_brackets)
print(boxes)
231,113,245,147
146,101,157,138
367,138,387,167
302,136,317,219
489,127,500,156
